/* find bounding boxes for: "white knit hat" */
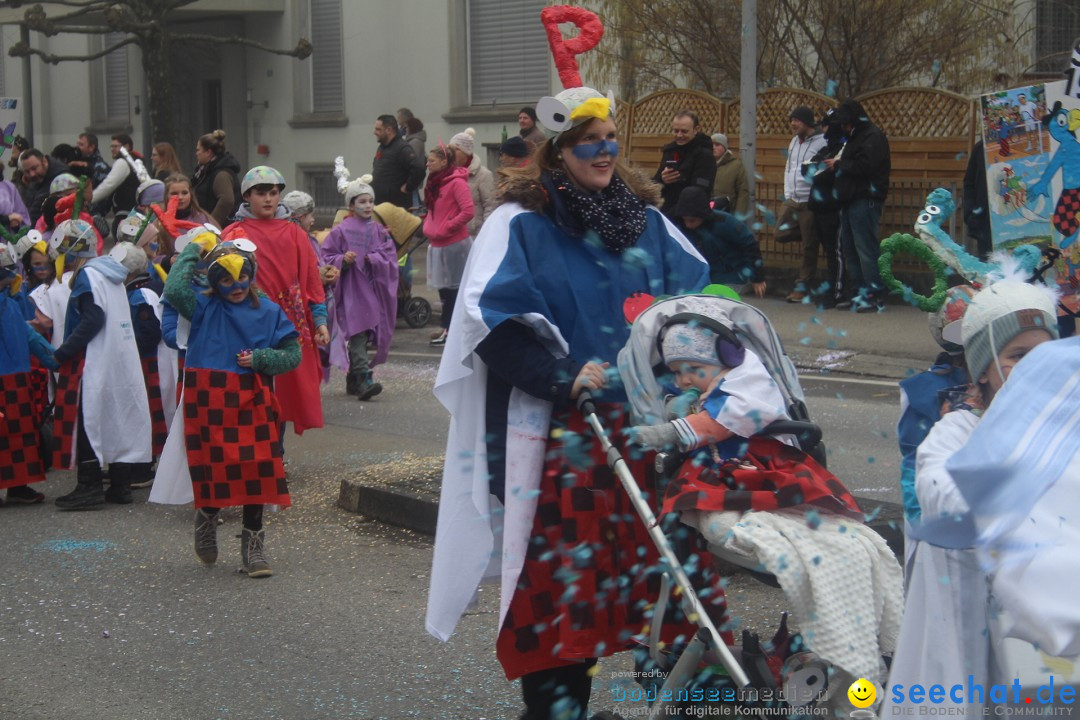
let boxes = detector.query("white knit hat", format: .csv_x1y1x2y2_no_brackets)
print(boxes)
344,174,375,207
109,241,149,276
449,128,476,157
960,281,1058,380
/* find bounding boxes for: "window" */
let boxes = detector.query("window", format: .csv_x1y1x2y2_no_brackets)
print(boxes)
468,0,549,106
310,0,343,112
103,32,130,120
89,32,130,127
1035,0,1080,73
290,0,347,127
298,164,341,229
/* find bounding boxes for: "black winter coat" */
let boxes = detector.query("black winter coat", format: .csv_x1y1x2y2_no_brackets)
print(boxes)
372,135,425,209
654,132,716,215
833,100,890,204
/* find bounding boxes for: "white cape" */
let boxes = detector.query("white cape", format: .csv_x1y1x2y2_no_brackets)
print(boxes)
80,264,151,465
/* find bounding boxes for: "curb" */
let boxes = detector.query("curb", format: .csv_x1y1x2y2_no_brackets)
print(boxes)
338,475,906,562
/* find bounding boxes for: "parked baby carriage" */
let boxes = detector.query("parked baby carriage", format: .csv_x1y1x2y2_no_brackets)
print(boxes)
372,202,431,328
579,292,903,718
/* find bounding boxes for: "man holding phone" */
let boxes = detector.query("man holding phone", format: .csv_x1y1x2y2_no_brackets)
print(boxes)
655,109,716,220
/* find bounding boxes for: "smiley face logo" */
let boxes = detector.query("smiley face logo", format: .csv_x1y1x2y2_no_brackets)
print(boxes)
848,678,877,708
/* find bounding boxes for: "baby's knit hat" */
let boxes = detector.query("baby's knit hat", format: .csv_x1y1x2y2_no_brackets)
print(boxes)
961,281,1058,381
449,128,476,157
661,323,723,367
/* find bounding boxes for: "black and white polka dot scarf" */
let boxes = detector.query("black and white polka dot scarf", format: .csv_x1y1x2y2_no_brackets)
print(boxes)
550,170,647,253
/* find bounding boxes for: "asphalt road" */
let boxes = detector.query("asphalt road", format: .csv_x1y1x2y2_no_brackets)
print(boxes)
0,336,906,719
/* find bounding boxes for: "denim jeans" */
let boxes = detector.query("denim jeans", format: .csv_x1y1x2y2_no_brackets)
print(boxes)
839,197,884,299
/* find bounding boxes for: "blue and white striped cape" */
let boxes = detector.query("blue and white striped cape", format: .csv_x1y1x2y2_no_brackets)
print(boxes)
947,336,1080,656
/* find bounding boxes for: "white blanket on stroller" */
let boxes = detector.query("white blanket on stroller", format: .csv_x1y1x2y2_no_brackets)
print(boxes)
683,507,904,683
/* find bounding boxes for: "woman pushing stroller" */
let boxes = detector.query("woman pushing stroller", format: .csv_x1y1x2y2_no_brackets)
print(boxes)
426,81,726,720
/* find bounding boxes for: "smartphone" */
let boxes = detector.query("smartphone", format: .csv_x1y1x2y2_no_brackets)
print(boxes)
665,160,678,168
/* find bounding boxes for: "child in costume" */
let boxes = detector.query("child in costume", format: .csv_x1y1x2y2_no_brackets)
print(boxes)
319,175,398,399
110,242,168,488
13,230,61,413
163,236,300,577
0,244,57,505
50,219,152,510
222,167,328,436
885,277,1059,714
283,189,339,382
896,284,974,561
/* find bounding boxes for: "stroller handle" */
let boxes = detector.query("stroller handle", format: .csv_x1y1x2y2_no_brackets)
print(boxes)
576,391,753,690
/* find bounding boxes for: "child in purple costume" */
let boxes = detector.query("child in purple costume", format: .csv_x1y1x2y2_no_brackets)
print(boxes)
320,177,398,400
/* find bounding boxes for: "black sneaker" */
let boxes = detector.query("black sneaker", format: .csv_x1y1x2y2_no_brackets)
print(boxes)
834,299,853,310
55,484,106,511
5,485,45,505
357,380,383,401
105,485,133,505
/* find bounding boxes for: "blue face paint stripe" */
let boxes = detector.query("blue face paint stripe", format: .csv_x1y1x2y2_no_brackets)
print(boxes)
570,139,619,160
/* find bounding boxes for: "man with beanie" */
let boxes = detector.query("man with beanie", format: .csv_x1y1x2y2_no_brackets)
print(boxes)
371,115,425,209
672,187,765,298
783,106,827,303
499,136,531,168
711,133,749,216
825,99,891,312
655,110,716,220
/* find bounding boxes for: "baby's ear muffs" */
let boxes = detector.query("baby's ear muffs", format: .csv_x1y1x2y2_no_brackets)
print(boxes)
656,312,746,369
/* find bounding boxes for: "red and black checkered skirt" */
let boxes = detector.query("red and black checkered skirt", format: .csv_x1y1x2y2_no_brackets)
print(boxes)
141,356,168,457
496,405,731,681
660,436,861,519
28,356,50,420
0,372,47,488
183,367,289,510
1052,186,1080,239
51,359,84,470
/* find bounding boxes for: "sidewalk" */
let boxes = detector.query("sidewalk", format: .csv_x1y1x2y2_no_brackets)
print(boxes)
341,246,922,557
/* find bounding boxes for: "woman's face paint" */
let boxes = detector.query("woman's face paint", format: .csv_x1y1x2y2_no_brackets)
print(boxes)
559,118,619,193
570,138,618,160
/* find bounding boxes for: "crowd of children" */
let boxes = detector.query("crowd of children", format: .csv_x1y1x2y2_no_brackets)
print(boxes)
0,162,344,578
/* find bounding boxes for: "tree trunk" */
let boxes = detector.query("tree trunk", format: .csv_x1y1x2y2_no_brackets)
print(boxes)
142,28,175,144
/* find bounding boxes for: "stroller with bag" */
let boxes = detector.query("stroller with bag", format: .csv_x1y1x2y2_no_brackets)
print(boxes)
581,293,903,718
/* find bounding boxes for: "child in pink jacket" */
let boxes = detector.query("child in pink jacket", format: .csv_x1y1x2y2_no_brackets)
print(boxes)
422,145,474,346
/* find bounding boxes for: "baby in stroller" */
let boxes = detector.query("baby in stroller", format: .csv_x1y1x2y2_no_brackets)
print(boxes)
617,294,903,699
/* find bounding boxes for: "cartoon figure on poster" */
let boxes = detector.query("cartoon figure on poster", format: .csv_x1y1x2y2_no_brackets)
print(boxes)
978,55,1080,319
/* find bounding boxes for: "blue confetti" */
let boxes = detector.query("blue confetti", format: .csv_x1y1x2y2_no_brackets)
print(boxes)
824,79,838,97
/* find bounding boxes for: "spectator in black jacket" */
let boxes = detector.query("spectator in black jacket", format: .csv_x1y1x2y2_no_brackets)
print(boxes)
804,108,848,308
826,98,891,312
18,149,71,226
372,115,425,209
654,109,715,219
963,141,992,260
672,187,765,298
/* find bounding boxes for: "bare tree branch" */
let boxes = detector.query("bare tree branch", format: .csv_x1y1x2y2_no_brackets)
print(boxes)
8,35,138,64
169,33,313,59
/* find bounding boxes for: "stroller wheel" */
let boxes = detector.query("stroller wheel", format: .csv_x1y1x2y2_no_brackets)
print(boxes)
405,296,432,328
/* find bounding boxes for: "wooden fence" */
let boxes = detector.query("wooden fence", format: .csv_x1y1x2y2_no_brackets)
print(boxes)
618,86,979,266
